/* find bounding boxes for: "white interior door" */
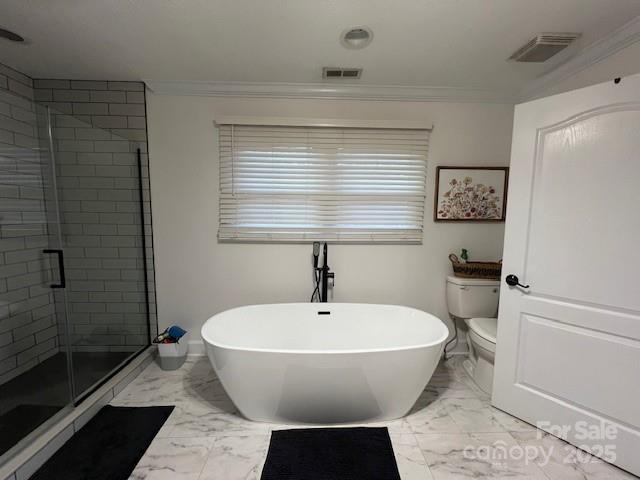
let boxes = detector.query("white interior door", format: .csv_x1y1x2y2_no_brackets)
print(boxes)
493,74,640,476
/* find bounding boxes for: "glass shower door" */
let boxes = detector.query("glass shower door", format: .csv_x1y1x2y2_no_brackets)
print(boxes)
0,100,74,460
46,106,151,402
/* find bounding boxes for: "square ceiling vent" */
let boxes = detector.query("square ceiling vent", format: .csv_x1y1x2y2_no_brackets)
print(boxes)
322,67,362,79
509,33,581,62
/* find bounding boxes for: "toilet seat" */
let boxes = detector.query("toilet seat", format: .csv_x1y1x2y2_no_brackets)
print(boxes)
468,317,497,353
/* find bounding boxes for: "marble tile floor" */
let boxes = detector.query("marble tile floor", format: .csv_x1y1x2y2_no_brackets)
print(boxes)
112,356,636,480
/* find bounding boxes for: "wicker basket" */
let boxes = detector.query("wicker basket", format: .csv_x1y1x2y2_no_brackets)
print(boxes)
449,254,502,280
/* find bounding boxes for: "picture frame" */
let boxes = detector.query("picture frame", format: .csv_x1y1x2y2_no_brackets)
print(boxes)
434,166,509,222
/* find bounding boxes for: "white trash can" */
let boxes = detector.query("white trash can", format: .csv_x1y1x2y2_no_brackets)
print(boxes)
157,332,189,371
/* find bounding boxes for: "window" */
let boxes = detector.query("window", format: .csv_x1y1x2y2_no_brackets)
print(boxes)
217,122,431,243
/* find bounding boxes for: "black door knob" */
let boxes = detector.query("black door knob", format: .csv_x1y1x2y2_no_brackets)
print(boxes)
505,274,530,289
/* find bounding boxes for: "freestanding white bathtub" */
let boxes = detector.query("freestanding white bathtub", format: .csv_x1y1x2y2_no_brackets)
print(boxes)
201,303,449,424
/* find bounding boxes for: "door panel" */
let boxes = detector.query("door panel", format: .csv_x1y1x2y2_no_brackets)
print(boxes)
526,107,640,310
494,74,640,476
518,313,639,426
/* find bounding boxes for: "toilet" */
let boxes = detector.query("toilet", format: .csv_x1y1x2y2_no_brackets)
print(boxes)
445,275,500,394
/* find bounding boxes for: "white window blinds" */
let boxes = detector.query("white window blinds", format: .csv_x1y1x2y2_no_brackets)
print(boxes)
218,123,430,243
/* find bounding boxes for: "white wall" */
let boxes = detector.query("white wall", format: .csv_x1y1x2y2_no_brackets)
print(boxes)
146,94,514,350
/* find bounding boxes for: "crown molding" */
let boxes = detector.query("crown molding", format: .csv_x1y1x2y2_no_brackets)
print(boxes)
521,15,640,101
143,79,516,104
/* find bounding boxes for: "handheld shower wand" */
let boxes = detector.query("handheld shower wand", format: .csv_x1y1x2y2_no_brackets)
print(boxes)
313,242,320,270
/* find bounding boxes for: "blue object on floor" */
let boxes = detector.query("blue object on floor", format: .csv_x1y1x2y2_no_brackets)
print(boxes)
153,325,188,343
167,325,187,341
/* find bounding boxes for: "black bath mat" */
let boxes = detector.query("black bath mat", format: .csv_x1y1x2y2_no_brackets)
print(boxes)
261,427,401,480
30,405,174,480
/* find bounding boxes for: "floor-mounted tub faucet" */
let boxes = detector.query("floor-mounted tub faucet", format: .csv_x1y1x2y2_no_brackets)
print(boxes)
320,243,334,303
311,242,335,302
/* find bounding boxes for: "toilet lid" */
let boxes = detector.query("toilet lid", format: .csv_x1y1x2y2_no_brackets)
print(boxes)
469,317,497,344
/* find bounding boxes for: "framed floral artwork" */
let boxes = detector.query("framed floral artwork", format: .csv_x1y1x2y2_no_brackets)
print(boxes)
434,166,509,222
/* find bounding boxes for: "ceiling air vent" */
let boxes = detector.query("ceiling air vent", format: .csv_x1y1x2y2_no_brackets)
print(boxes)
322,67,362,79
509,33,581,62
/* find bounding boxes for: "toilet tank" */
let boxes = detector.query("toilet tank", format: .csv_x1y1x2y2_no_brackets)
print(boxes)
446,275,500,319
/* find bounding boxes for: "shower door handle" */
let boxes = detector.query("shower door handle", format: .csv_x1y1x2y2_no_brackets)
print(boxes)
43,249,66,288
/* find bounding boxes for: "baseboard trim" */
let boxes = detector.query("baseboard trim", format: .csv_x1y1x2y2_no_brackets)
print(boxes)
187,340,206,356
445,351,469,356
